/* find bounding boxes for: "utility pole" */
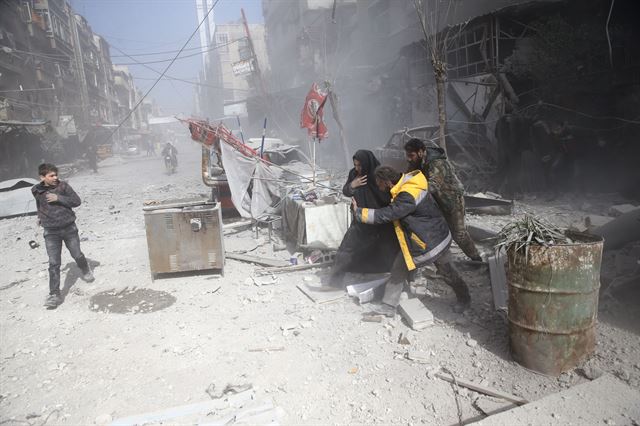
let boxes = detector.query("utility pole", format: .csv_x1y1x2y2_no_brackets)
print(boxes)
240,8,278,134
70,13,89,127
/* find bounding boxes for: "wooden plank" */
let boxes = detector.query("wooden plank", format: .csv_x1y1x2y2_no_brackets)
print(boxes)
256,261,333,275
222,220,252,231
226,252,290,268
296,283,344,304
435,373,528,405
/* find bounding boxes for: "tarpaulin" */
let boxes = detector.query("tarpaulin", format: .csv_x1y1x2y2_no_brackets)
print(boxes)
300,83,328,140
219,141,280,219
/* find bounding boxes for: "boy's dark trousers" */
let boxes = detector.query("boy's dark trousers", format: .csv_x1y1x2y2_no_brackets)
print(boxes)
44,223,89,295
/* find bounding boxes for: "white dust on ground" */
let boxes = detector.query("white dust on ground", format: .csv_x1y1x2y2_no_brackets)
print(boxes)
0,142,639,425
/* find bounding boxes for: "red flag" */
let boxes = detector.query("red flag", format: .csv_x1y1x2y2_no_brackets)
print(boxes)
300,83,328,140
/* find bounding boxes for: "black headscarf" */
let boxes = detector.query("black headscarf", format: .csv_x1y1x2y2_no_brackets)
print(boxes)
347,150,390,208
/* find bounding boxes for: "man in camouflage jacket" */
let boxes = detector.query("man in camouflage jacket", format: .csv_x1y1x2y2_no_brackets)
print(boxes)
404,138,481,261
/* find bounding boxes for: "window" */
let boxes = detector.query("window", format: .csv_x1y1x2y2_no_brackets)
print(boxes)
216,33,229,53
445,24,492,78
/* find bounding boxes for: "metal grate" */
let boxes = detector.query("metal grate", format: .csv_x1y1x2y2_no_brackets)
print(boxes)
164,214,174,230
169,254,178,272
207,252,217,267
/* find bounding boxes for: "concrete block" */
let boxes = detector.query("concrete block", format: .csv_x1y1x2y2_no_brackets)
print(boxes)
584,214,613,231
398,298,434,330
608,203,638,217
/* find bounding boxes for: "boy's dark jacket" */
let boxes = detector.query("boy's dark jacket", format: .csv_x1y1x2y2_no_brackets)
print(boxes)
31,181,81,229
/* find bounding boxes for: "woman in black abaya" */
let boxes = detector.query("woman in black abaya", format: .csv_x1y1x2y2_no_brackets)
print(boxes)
329,150,399,287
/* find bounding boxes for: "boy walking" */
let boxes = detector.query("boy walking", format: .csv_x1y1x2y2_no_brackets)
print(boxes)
32,163,94,309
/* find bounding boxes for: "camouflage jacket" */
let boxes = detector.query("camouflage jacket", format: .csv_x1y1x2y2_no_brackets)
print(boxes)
421,152,465,213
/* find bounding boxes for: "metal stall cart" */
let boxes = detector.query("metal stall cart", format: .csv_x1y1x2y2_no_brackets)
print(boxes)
143,199,224,278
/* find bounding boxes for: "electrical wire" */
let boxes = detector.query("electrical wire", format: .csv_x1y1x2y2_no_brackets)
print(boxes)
113,37,242,65
110,44,250,93
109,40,241,58
98,0,222,145
0,87,56,94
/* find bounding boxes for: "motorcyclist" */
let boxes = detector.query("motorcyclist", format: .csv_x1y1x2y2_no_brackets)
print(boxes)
161,142,178,170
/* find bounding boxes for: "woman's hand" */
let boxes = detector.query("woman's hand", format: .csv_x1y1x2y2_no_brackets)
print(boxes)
350,175,367,189
351,197,358,211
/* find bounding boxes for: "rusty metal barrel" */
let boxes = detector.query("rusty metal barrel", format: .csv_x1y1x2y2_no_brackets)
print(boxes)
507,232,603,376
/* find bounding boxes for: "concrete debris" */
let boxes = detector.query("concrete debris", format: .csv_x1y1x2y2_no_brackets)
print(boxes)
398,299,434,331
206,383,253,400
470,374,640,425
608,204,639,217
397,333,411,345
296,283,344,304
346,276,388,304
585,214,614,231
252,275,279,286
110,389,255,426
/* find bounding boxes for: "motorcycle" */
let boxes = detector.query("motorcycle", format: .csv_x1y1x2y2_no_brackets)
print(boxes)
164,154,177,174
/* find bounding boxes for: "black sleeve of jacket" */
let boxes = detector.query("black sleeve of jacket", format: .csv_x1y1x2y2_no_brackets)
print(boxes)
56,182,81,208
354,192,416,224
342,169,356,197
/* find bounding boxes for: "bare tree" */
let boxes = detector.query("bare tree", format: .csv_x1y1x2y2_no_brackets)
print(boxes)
412,0,464,154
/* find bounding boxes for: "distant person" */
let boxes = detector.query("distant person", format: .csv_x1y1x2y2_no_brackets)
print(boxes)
162,142,178,166
146,140,156,156
352,166,471,315
32,163,94,309
404,138,481,262
328,150,399,288
86,144,98,173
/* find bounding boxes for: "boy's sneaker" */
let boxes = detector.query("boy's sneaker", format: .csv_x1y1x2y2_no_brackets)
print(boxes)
44,294,62,309
81,267,95,283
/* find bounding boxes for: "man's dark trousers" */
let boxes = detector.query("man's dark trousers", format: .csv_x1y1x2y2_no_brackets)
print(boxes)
44,223,89,295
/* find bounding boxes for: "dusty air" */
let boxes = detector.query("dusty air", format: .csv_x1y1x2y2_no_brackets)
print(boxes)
1,0,639,425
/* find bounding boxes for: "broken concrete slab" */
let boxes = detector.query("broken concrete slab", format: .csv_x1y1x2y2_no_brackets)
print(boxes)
593,208,640,251
470,374,640,426
584,214,614,231
487,250,508,311
296,283,344,304
398,298,434,330
346,276,388,304
608,203,638,217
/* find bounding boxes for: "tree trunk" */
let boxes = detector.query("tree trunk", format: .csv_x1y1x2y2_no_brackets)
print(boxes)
435,72,448,154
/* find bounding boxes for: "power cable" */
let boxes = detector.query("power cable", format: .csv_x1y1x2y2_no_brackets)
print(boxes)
110,39,242,58
113,37,242,65
0,87,56,94
110,44,250,93
99,0,222,145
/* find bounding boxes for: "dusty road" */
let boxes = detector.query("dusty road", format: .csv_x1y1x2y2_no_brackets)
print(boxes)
1,141,639,425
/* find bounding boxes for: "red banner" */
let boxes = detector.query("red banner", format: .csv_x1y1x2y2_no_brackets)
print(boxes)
300,83,328,140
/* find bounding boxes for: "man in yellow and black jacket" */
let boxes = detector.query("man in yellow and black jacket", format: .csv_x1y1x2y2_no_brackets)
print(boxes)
352,165,471,315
